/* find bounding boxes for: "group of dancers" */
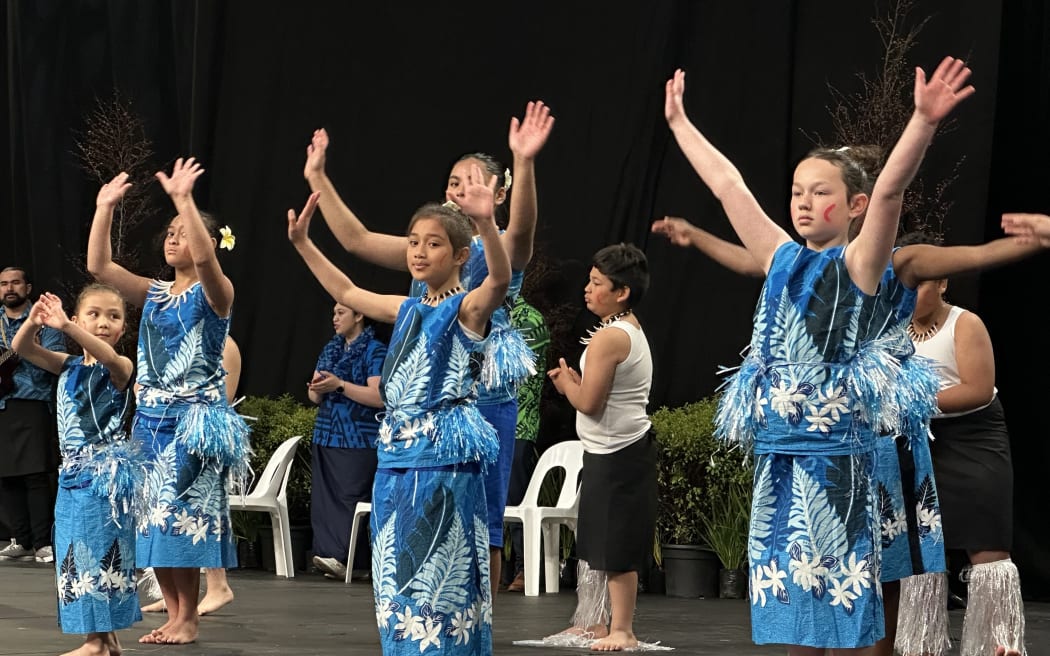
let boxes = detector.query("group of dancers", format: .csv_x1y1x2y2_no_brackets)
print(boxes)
7,54,1048,656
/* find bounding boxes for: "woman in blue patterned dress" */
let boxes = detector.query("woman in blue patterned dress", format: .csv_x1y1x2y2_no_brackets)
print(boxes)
661,59,973,652
307,302,387,580
288,162,510,655
12,286,138,656
302,102,554,598
87,163,249,645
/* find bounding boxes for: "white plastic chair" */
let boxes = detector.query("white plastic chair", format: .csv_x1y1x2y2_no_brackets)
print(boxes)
344,501,372,583
230,435,302,578
503,439,585,596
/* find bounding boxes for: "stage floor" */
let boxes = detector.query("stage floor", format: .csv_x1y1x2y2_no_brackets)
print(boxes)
1,561,1046,655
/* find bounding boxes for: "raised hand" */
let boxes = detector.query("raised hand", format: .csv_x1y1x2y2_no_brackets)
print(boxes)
508,101,555,160
96,172,132,209
287,191,322,245
304,128,330,179
914,57,976,125
155,157,205,198
36,292,70,332
651,216,697,248
27,299,50,327
664,68,688,127
547,357,580,395
1001,212,1050,248
456,163,497,225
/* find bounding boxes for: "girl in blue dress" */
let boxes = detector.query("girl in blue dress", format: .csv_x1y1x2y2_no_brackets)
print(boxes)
87,163,249,645
661,58,973,652
288,162,510,655
12,286,138,656
302,102,554,597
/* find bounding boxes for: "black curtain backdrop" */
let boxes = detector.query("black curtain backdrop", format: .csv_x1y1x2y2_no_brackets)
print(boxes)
4,1,1048,595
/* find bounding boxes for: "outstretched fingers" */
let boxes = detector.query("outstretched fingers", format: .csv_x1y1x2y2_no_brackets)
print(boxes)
287,191,321,243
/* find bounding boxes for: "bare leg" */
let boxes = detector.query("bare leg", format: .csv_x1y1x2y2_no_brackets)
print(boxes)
590,571,638,651
58,632,111,656
105,631,121,656
197,567,234,615
872,580,899,656
147,567,200,644
489,547,502,601
139,567,179,642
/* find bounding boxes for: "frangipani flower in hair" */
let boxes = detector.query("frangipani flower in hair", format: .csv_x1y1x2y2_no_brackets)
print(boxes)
219,225,236,251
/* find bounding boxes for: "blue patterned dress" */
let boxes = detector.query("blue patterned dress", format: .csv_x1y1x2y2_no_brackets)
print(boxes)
134,280,250,568
54,356,141,633
411,236,533,547
371,295,499,655
719,242,937,649
874,262,945,583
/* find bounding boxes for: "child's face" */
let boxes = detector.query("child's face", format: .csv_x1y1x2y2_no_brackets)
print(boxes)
73,291,125,346
790,158,861,247
406,217,466,286
332,303,361,337
445,158,505,214
163,216,192,267
583,267,626,318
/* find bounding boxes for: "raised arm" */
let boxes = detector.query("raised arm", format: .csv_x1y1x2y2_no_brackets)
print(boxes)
458,165,510,336
86,173,152,306
288,191,405,324
10,302,68,376
664,69,792,272
651,216,764,277
893,236,1044,289
38,293,133,390
502,101,555,270
155,158,235,317
1001,213,1050,248
847,57,975,293
303,129,409,271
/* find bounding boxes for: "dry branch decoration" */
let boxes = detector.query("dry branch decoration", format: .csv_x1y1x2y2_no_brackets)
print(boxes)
815,0,962,240
70,90,162,353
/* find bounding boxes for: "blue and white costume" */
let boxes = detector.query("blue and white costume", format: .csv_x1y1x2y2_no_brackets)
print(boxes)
718,242,937,649
371,295,498,655
412,236,533,547
54,356,141,634
134,280,250,569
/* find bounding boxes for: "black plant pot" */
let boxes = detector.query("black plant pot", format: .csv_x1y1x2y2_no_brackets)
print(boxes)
660,544,719,599
719,567,747,599
259,525,314,573
236,537,262,569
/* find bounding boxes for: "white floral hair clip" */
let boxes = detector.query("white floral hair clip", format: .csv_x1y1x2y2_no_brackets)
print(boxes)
442,200,462,212
503,168,512,192
219,225,236,251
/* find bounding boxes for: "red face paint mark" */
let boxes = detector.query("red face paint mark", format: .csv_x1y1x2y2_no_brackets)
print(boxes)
823,204,837,223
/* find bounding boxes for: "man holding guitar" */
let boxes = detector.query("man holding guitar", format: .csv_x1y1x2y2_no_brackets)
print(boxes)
0,267,65,563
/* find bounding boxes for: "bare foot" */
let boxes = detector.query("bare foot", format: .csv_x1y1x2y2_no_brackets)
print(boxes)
994,648,1022,656
152,621,199,645
59,634,110,656
197,586,234,615
141,599,167,613
590,629,638,651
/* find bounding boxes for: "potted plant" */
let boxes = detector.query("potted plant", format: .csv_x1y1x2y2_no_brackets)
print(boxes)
651,396,722,598
699,478,751,598
238,394,317,571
